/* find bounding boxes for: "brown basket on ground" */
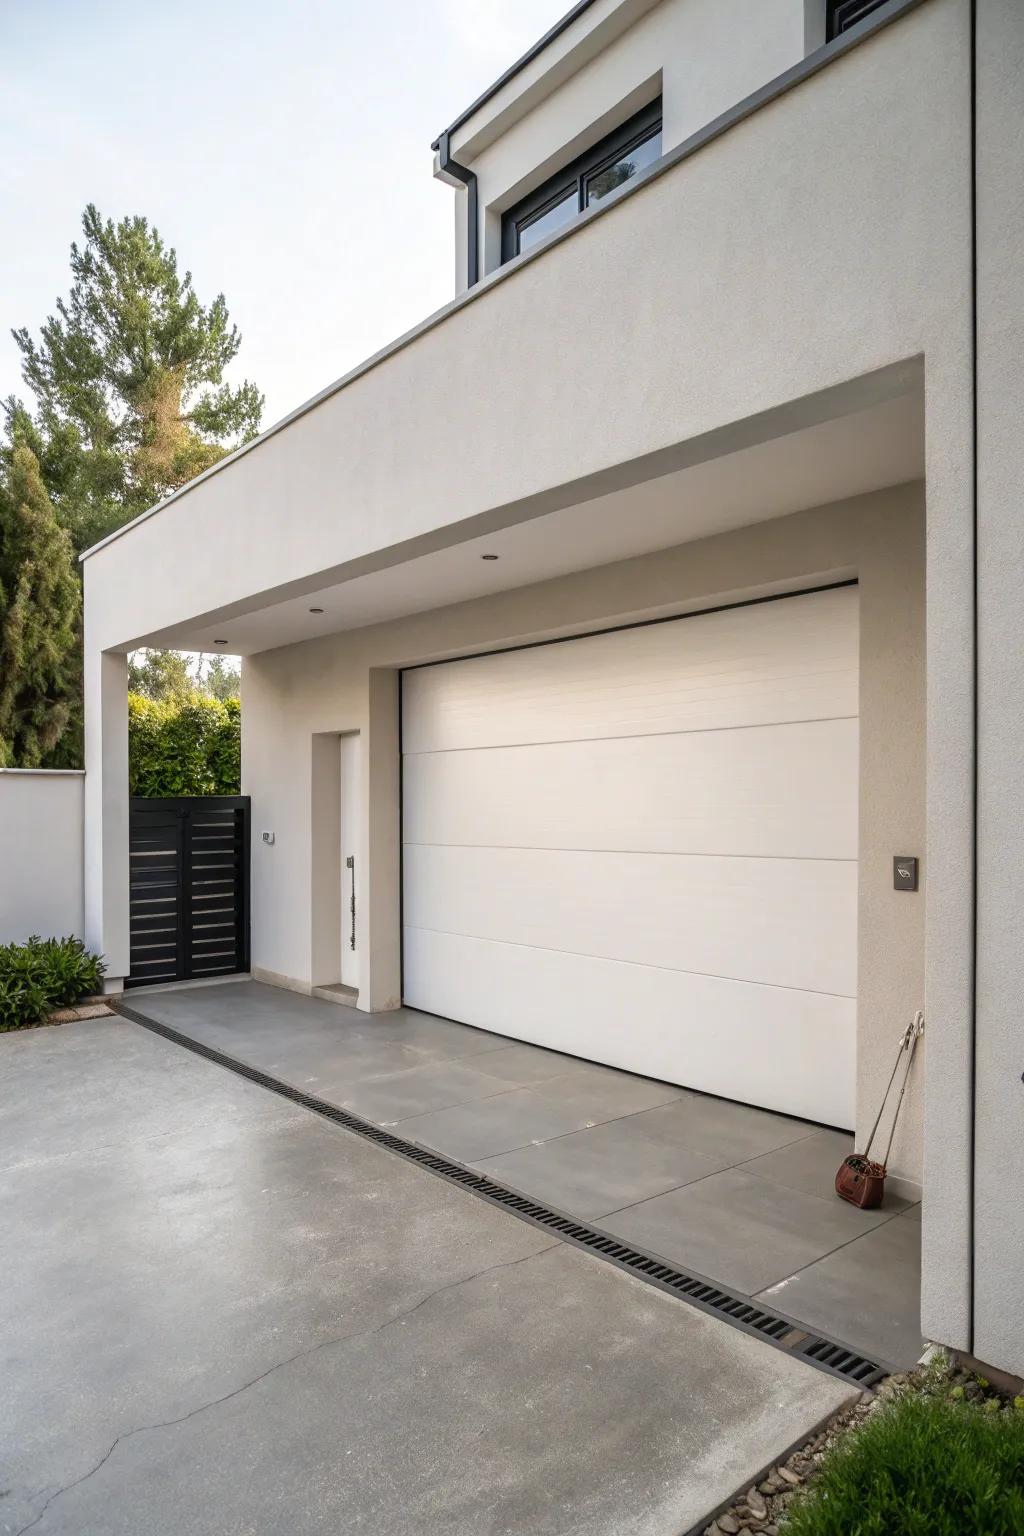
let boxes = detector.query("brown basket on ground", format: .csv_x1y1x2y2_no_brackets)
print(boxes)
835,1011,923,1210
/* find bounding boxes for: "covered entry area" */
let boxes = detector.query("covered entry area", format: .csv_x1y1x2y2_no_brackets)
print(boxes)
88,375,930,1202
401,584,859,1126
120,979,924,1371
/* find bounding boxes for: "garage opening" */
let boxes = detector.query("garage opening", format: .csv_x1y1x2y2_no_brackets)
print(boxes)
400,583,858,1127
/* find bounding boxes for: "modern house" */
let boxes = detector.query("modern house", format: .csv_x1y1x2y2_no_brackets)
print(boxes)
81,0,1023,1382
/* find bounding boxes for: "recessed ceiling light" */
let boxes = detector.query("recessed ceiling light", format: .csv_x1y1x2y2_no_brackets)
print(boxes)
481,553,499,561
309,606,324,614
213,639,228,646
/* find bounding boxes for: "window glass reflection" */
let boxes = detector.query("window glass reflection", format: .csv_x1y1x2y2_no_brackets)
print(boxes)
517,188,578,254
585,129,662,206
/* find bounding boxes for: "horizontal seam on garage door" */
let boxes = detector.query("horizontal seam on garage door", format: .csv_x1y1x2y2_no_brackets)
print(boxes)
402,925,857,1000
403,843,857,862
402,714,859,755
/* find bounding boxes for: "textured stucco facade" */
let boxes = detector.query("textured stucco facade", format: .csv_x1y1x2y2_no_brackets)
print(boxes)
971,0,1024,1379
443,0,812,288
76,0,1024,1374
81,3,969,653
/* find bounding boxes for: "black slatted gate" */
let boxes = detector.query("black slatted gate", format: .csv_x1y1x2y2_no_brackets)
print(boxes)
127,797,250,988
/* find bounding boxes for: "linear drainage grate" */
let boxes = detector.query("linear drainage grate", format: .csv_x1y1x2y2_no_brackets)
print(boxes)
117,1002,890,1390
802,1337,886,1384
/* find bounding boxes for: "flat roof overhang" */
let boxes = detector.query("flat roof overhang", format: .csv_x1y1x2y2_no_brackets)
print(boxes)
82,0,950,660
108,371,923,656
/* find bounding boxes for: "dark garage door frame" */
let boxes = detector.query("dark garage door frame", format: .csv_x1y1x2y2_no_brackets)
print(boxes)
127,796,250,988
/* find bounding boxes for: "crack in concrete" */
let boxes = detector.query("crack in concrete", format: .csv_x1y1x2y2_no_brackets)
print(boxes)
10,1243,559,1536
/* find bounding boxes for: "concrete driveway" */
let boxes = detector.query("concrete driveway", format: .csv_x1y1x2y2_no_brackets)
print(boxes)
1,1018,854,1536
128,982,923,1368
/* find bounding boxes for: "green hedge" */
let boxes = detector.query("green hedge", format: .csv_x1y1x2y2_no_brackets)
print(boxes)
129,692,240,796
0,936,105,1030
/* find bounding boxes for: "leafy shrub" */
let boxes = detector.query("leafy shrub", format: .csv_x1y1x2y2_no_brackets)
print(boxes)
0,936,106,1029
785,1390,1024,1535
129,691,240,796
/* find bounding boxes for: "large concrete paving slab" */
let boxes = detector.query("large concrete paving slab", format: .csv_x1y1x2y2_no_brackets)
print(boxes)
1,1017,854,1535
125,981,924,1366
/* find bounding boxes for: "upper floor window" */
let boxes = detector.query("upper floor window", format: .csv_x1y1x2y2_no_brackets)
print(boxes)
826,0,889,38
501,99,662,264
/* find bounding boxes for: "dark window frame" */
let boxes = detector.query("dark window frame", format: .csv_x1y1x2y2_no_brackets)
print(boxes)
501,98,662,264
826,0,889,39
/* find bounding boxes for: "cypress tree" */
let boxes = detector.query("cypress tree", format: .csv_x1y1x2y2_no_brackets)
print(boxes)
0,444,81,767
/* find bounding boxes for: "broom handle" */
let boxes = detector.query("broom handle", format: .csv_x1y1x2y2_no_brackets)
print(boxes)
880,1013,924,1169
863,1014,922,1163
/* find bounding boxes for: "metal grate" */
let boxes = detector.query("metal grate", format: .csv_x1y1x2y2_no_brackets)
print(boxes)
801,1337,885,1384
117,1002,890,1389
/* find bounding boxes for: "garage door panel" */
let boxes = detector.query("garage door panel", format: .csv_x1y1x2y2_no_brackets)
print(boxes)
401,586,858,1119
402,585,858,754
403,927,856,1128
403,844,857,997
403,717,858,861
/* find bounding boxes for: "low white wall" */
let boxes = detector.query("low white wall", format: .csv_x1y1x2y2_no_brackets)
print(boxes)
0,771,85,945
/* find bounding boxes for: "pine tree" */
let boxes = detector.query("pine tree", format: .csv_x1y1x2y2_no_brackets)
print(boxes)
0,445,82,767
7,203,264,551
0,205,262,766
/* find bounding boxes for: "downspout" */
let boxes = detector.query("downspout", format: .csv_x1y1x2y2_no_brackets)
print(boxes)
437,130,479,288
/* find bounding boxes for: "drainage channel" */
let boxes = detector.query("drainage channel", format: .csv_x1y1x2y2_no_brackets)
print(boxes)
117,1001,890,1390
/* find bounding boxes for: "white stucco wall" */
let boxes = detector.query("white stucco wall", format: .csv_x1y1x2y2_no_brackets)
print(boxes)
448,0,811,282
0,771,85,945
971,0,1024,1379
82,645,129,980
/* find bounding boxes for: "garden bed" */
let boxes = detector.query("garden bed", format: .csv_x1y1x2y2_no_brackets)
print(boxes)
0,936,107,1030
704,1354,1024,1535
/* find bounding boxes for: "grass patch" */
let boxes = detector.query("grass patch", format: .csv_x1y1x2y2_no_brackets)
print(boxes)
785,1389,1024,1536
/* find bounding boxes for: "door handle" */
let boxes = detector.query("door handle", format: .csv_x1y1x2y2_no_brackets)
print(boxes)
346,855,355,950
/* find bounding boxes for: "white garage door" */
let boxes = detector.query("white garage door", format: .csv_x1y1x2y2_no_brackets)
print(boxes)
401,584,858,1127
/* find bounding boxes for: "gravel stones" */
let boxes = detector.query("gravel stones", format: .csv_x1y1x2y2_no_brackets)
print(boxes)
702,1391,876,1534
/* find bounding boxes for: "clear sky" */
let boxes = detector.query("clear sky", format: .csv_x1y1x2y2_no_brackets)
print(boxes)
1,0,567,428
